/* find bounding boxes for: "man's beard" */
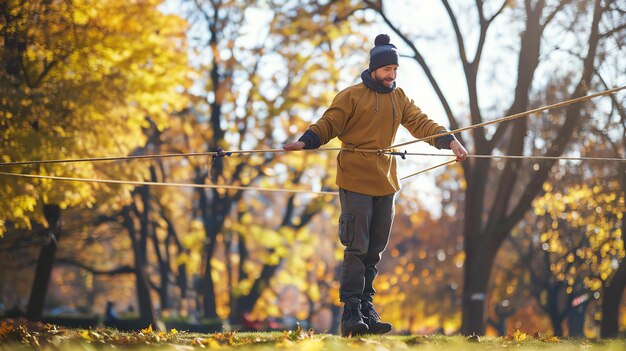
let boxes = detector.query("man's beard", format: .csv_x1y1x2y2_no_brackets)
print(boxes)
375,76,394,87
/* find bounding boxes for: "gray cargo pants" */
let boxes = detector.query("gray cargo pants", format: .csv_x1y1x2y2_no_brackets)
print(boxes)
338,188,396,302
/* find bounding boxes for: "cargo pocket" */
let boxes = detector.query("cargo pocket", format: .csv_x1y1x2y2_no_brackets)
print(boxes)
338,214,355,246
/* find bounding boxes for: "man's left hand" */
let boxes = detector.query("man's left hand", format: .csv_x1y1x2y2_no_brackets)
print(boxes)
450,140,468,161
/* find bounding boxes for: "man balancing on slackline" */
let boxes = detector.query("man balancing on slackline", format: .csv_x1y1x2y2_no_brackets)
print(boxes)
284,34,468,336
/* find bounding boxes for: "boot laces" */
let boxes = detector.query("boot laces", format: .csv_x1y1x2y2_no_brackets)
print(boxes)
363,302,380,321
343,300,363,320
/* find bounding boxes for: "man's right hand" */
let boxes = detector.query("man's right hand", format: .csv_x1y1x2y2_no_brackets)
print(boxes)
283,141,305,150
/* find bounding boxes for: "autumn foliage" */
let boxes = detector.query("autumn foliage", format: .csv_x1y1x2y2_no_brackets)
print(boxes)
1,0,625,339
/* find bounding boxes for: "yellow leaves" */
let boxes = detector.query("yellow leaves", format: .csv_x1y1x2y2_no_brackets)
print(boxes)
534,183,625,293
140,324,153,334
265,303,281,317
543,336,561,342
307,283,321,302
511,330,527,341
2,0,192,229
79,330,93,341
282,324,314,343
503,329,527,342
175,252,189,266
182,120,195,136
193,336,224,348
542,182,553,192
279,226,296,243
72,8,90,25
257,227,283,248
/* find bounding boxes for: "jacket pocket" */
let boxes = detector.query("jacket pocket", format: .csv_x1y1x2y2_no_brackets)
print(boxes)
338,214,355,246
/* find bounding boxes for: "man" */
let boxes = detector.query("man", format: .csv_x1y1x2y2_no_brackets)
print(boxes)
283,34,468,336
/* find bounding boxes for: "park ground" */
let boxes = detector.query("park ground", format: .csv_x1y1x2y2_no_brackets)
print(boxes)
0,320,624,350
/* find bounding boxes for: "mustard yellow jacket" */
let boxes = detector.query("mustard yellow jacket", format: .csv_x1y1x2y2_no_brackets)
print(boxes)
307,82,449,196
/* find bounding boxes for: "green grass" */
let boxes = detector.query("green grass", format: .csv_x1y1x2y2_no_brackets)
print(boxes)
0,322,624,350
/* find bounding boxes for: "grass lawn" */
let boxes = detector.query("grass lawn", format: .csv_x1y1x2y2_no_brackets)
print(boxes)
0,320,624,350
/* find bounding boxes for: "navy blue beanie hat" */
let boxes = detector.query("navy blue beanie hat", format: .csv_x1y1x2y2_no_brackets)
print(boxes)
368,34,399,72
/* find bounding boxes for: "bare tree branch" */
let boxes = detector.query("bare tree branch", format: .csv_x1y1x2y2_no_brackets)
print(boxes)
542,0,573,29
375,3,460,137
442,0,469,66
503,0,606,233
55,258,134,275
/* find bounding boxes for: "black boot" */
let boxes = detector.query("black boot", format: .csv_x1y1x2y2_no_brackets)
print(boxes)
340,298,369,337
361,299,392,334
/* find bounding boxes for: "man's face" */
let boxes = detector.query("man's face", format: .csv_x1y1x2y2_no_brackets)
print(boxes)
371,64,398,87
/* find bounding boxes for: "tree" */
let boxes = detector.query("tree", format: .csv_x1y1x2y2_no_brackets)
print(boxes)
594,56,626,338
532,183,624,336
363,0,621,334
375,192,465,334
174,0,370,322
0,0,190,319
293,0,624,334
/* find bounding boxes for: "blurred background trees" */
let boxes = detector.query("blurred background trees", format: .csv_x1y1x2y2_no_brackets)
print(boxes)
1,0,624,337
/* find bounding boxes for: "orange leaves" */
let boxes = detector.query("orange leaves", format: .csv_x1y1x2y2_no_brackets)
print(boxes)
502,329,561,344
0,322,14,339
504,329,527,342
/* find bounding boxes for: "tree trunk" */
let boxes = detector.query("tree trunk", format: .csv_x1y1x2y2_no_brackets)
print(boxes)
600,160,626,337
567,300,588,337
600,209,626,337
460,246,494,335
154,246,170,309
135,266,156,327
601,261,626,338
200,244,219,320
546,282,566,337
26,204,61,320
197,183,220,320
494,316,507,336
550,316,564,337
122,208,156,328
230,261,282,325
459,0,545,333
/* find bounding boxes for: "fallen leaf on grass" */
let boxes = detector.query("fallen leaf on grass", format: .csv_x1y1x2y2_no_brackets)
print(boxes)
503,329,527,342
141,324,153,334
542,336,561,343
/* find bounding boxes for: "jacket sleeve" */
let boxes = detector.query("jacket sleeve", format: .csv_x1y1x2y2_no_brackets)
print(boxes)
398,89,456,149
303,88,354,146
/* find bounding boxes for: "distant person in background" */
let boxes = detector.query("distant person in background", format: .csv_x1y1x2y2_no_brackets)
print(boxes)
284,34,467,337
105,301,119,322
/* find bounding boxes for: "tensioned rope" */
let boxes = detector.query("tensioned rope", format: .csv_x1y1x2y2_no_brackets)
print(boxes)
384,85,626,151
0,148,343,167
390,152,626,163
400,159,458,180
3,153,617,190
1,86,622,167
397,154,626,181
0,171,338,196
0,86,624,193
